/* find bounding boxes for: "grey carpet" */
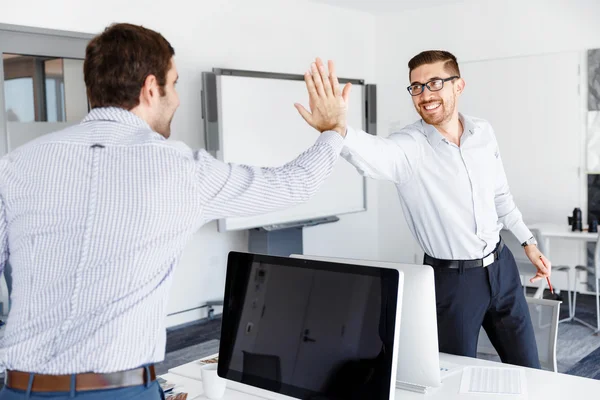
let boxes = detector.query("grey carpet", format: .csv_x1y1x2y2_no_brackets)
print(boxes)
478,320,600,373
567,341,600,379
165,317,599,378
156,339,220,375
556,320,600,372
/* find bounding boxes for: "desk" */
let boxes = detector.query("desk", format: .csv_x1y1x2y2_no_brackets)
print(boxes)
161,372,274,400
168,357,295,400
159,373,205,400
168,353,600,399
400,353,600,399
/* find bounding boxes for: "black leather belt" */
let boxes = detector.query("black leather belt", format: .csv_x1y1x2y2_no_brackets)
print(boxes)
423,239,505,269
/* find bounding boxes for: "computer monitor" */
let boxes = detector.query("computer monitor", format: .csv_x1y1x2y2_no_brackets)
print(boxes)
218,252,404,400
292,254,441,389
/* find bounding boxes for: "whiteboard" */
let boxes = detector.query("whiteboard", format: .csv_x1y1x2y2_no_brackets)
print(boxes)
459,52,583,225
211,72,367,231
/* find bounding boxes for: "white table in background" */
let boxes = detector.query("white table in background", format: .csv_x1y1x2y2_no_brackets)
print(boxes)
168,352,600,400
529,223,598,247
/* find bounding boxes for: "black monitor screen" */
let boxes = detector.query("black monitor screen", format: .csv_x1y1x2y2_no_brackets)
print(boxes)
218,252,399,400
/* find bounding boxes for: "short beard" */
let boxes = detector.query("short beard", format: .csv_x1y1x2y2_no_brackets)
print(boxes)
154,116,172,138
417,97,454,126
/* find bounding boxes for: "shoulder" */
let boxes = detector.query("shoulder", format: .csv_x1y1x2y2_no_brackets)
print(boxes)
465,114,494,134
388,120,426,143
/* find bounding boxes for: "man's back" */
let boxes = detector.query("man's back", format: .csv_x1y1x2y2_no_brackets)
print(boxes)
0,108,208,373
0,104,345,374
0,23,349,400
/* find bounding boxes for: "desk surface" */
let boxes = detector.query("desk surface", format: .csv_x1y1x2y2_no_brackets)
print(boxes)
403,353,600,399
168,353,600,399
160,373,205,400
161,373,270,400
529,223,598,240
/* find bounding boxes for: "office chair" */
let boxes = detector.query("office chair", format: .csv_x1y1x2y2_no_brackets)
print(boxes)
501,228,573,322
477,297,561,372
572,232,600,334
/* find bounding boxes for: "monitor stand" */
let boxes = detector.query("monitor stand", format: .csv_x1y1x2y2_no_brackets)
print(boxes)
248,216,339,257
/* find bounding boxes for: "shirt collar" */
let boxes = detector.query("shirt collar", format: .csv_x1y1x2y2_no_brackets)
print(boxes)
460,113,478,136
422,120,446,148
422,112,477,147
82,107,155,132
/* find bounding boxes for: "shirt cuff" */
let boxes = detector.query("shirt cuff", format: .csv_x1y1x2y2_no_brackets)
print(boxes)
317,130,345,154
510,221,534,245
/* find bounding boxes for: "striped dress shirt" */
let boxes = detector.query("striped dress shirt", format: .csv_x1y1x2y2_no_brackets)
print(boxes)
0,107,343,374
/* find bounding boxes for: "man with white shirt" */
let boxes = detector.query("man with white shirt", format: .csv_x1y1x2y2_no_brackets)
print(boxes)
0,23,351,399
330,51,550,368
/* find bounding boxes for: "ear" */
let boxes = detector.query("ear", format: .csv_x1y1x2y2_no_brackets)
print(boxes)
455,78,465,95
139,74,159,106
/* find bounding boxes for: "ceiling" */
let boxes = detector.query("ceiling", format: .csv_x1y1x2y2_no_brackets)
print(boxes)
306,0,465,14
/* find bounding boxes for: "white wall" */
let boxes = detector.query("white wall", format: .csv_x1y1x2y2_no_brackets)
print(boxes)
0,0,378,326
5,0,600,326
374,0,600,271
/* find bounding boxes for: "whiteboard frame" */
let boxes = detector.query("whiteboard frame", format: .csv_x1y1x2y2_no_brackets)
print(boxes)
201,68,375,232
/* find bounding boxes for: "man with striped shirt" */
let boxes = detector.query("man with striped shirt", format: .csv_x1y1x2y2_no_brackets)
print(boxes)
0,23,351,399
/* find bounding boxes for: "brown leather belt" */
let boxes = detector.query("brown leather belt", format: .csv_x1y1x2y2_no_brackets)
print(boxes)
5,365,156,392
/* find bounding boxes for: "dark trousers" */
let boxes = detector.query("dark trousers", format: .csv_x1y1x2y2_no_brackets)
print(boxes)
428,245,541,369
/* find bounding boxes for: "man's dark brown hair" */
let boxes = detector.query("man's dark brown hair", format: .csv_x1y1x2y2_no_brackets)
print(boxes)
408,50,460,80
84,23,175,110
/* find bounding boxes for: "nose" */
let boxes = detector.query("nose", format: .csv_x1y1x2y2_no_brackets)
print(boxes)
418,93,437,104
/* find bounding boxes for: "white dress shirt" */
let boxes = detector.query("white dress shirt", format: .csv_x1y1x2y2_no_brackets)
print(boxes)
342,113,532,260
0,107,343,374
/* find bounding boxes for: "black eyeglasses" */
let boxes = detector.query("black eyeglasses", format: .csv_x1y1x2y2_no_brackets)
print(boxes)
407,76,459,96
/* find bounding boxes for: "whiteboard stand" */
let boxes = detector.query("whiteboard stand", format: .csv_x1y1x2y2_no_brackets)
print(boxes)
248,216,339,256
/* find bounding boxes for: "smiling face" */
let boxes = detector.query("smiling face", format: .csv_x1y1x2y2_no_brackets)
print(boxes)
409,61,464,126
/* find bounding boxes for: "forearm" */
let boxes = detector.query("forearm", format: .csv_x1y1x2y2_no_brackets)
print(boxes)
497,200,532,244
202,131,344,221
342,127,418,184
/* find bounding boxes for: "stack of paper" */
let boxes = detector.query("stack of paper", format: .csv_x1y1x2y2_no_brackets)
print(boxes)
459,366,527,398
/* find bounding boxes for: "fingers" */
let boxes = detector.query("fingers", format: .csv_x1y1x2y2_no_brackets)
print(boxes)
316,58,333,97
540,255,552,271
316,58,334,98
294,103,313,126
304,71,317,98
536,265,550,278
536,256,551,277
342,82,352,104
301,57,347,133
530,268,548,282
311,62,326,98
328,60,341,97
530,273,545,283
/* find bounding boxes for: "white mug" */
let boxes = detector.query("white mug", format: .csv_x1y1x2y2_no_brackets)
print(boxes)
201,363,227,399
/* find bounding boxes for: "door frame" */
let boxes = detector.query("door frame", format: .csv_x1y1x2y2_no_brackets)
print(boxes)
0,23,93,156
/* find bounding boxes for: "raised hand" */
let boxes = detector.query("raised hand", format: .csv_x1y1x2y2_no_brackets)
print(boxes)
295,58,352,137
